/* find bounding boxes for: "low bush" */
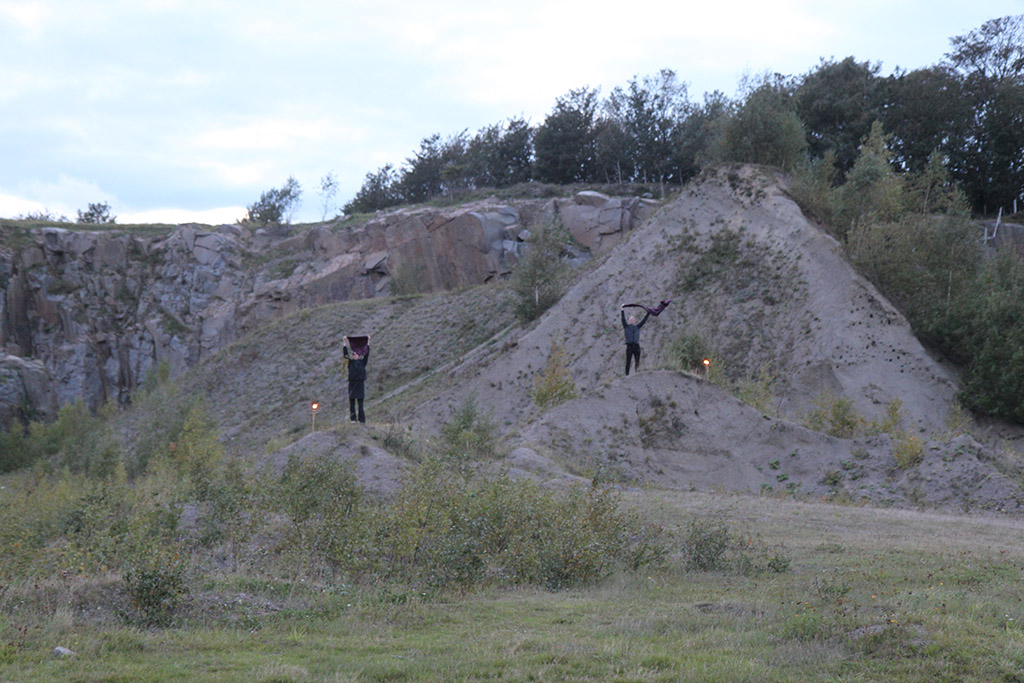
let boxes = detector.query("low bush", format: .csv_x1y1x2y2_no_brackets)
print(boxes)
682,513,790,574
892,432,925,469
532,342,578,409
733,364,779,416
439,395,500,473
803,392,863,439
0,400,119,477
664,330,713,373
682,515,732,571
122,544,189,627
376,458,664,591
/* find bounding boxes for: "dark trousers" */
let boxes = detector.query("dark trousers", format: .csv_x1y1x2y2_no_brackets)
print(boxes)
349,397,365,423
625,343,641,375
348,379,365,423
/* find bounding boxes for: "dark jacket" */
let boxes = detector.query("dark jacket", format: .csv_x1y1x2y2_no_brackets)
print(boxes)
343,346,369,382
622,310,650,344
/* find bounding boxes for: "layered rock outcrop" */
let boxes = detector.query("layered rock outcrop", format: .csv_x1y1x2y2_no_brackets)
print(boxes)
0,191,657,425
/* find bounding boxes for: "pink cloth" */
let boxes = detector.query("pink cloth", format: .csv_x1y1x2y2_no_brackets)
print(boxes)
623,299,671,316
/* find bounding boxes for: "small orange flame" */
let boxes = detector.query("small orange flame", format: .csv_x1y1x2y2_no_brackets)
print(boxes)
311,402,319,411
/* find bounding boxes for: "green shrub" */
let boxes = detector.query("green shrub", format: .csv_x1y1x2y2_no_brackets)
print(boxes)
0,470,84,577
278,452,360,523
0,400,121,477
733,364,778,416
789,150,837,226
439,395,500,473
803,392,863,438
0,428,38,474
126,378,188,478
532,342,578,409
664,330,713,373
779,611,827,641
389,262,426,296
377,460,664,591
715,81,807,172
244,176,301,225
871,399,904,436
682,515,732,571
172,398,224,501
682,514,790,574
271,451,369,576
122,545,189,627
892,432,925,469
956,248,1024,424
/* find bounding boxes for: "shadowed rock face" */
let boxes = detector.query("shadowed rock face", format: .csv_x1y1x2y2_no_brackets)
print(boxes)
0,191,655,424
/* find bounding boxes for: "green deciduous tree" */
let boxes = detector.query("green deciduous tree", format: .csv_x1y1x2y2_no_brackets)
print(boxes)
467,117,533,188
510,221,570,323
245,176,302,224
397,132,471,203
533,87,600,184
343,164,399,214
832,122,904,237
955,248,1024,422
77,201,116,224
795,57,883,175
318,171,339,220
671,90,732,184
879,66,970,174
945,14,1024,213
603,69,690,191
717,74,807,172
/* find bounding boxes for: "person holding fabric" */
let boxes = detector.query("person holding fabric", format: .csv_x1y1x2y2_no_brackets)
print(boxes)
620,305,650,376
342,334,370,423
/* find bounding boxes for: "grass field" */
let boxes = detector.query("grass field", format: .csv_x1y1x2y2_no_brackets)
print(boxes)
3,487,1023,682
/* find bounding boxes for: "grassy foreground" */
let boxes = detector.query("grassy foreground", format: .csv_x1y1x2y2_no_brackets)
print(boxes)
3,488,1024,682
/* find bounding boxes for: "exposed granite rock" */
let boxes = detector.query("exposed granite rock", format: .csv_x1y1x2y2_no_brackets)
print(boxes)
0,192,652,424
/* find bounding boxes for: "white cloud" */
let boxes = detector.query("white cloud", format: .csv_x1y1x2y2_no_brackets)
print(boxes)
0,174,113,219
2,0,1020,225
193,160,276,188
0,191,51,219
0,1,53,37
189,116,366,153
119,205,244,225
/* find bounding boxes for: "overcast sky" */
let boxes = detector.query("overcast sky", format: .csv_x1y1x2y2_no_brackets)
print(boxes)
1,1,1021,225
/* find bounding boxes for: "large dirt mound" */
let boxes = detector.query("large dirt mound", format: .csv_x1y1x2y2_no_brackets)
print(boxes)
398,165,1022,514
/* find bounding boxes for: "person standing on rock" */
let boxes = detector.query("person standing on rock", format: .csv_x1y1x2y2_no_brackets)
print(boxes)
620,305,650,376
343,335,370,423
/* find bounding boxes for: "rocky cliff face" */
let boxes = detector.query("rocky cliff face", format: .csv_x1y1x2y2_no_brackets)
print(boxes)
0,191,657,425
